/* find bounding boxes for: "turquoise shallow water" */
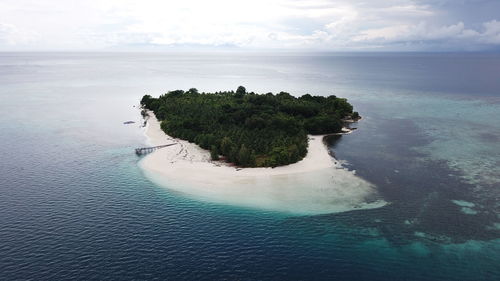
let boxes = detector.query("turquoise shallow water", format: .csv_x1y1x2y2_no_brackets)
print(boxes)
0,52,499,280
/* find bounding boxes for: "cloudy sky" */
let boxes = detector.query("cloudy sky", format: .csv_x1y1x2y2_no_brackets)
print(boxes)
1,0,499,51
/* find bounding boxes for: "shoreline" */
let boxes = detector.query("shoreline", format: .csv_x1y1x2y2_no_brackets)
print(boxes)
139,112,386,215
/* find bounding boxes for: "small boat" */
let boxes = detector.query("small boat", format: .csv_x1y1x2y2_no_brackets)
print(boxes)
123,121,135,124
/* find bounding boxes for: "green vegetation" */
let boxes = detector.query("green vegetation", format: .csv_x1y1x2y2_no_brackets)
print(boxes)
141,87,357,167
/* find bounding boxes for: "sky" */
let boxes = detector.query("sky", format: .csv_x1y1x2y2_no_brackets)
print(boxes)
1,0,500,51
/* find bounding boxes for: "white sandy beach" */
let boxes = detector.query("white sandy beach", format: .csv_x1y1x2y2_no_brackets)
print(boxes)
139,113,386,215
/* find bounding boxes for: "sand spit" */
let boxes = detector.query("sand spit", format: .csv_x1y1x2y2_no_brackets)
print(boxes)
139,112,386,215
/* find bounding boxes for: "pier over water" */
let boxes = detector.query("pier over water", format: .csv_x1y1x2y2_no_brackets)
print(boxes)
135,143,177,156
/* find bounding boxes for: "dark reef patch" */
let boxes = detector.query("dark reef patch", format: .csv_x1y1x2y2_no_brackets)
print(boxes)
318,117,500,244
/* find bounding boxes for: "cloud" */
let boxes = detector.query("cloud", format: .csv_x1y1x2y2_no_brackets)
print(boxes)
353,22,468,42
0,23,18,44
0,23,37,46
481,20,500,44
351,20,500,49
0,0,499,51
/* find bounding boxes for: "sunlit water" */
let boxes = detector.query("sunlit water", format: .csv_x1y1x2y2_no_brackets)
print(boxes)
0,52,499,280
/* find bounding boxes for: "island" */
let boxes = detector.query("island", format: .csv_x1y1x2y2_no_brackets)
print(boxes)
137,87,384,215
140,86,360,167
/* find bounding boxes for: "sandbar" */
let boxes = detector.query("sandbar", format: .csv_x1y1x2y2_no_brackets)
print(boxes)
139,112,386,215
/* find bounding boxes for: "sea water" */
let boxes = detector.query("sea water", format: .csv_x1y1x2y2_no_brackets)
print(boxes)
0,52,499,280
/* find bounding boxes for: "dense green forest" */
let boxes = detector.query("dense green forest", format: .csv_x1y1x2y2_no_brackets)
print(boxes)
141,86,358,167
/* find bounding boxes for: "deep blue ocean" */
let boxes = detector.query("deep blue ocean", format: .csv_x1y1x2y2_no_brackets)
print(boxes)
0,52,499,280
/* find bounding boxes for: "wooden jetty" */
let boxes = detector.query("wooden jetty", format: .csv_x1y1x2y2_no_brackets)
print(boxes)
135,143,177,156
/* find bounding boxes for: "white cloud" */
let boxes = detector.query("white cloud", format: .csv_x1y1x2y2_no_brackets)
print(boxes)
353,22,468,42
351,20,500,49
324,6,358,36
481,20,500,44
0,23,37,45
0,0,499,50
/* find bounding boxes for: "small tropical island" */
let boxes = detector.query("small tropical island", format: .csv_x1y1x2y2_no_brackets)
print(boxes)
140,86,360,167
138,87,383,214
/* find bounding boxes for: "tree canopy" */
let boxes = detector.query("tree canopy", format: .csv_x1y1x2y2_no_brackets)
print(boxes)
141,87,358,167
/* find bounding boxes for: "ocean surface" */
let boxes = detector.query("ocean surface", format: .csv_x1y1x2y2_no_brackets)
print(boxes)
0,52,499,280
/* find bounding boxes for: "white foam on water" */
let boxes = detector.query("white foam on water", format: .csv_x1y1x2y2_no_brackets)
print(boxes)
460,207,478,215
451,200,475,208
